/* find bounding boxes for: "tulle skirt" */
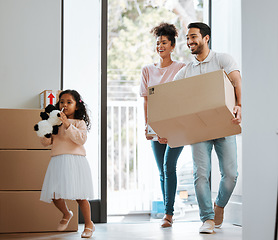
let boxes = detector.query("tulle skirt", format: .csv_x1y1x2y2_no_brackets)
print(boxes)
40,154,94,203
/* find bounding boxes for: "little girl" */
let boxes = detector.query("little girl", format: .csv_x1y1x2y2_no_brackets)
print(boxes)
39,89,95,238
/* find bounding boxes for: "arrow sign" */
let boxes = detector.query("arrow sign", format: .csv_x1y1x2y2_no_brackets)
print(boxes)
47,93,55,105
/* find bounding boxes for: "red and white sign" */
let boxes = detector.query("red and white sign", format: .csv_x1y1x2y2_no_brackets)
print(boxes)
40,90,62,109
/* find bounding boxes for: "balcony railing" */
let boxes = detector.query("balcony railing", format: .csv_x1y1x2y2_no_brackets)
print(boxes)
107,69,196,215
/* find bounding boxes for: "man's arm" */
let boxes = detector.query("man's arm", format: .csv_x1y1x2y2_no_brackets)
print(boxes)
228,70,242,124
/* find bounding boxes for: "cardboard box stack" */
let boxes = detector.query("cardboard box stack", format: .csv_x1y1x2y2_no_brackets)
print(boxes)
0,109,78,233
147,70,241,147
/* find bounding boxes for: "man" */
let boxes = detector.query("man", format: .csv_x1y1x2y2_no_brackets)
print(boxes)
174,22,242,234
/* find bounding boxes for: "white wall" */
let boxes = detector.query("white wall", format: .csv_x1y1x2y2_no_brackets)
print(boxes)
0,0,61,109
211,0,242,68
63,0,101,199
242,1,278,239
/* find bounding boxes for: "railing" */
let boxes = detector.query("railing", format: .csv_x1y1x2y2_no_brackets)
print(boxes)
106,69,197,215
107,69,152,214
107,101,139,192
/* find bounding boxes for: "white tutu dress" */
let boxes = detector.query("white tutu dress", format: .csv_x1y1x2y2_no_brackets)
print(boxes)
40,154,94,203
39,119,94,203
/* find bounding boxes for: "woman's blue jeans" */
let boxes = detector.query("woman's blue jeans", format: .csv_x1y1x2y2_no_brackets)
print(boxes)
151,141,183,215
191,135,238,222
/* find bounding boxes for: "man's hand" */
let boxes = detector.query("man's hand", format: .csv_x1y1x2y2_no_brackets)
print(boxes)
232,105,241,124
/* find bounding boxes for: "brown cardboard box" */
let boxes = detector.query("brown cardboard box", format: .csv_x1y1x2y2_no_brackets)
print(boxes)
0,109,50,149
40,90,62,109
0,150,51,190
0,191,78,233
147,70,241,147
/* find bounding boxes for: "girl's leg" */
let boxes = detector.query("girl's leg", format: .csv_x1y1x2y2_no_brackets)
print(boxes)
77,199,94,229
77,200,94,238
53,198,72,222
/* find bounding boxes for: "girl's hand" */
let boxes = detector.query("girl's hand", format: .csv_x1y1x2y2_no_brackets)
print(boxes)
59,111,71,129
158,136,168,144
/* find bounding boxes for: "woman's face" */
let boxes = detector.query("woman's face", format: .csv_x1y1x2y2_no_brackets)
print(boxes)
156,35,174,59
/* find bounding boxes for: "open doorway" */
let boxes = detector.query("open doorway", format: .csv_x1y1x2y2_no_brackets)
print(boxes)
107,0,208,221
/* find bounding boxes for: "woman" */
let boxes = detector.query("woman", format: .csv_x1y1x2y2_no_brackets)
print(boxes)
140,22,185,228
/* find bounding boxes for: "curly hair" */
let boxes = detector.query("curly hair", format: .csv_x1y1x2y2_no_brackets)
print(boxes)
55,89,91,131
150,22,178,46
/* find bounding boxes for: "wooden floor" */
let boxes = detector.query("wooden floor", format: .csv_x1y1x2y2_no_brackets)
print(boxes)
0,218,242,240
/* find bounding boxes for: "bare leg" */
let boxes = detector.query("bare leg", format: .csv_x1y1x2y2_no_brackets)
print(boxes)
164,213,173,222
53,198,72,223
76,199,94,229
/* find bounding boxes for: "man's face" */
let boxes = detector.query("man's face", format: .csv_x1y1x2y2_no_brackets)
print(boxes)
186,28,208,55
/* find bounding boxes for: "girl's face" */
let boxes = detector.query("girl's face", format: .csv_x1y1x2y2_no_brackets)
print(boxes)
156,35,174,59
59,93,77,119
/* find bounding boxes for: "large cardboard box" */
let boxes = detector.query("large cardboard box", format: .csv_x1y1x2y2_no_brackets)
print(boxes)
0,191,78,233
0,109,50,149
0,150,51,190
147,70,241,147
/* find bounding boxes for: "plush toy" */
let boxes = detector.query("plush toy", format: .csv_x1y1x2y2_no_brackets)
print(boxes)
34,104,63,138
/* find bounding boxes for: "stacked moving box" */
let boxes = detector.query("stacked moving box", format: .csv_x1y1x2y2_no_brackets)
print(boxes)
0,109,78,233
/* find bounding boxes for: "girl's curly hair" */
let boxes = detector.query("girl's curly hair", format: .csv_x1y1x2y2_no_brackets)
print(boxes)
55,89,91,131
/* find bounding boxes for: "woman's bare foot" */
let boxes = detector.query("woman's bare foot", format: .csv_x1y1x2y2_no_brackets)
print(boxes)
161,214,173,228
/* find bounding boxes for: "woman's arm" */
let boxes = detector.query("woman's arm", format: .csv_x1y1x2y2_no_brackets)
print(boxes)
144,96,168,144
144,96,154,140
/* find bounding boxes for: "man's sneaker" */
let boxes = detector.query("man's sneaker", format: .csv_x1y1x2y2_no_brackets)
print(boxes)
214,203,224,228
199,220,215,234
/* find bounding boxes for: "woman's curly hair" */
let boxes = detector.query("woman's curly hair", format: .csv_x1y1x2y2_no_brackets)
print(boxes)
150,22,178,46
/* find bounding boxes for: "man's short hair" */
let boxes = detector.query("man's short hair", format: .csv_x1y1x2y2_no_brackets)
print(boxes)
187,22,211,42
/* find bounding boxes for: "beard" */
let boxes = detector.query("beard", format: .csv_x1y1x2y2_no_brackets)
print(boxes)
189,42,204,55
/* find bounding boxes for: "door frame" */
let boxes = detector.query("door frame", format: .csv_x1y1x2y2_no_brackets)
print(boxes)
61,0,108,223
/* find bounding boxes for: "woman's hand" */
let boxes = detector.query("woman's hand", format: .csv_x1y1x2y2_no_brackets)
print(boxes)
145,124,154,140
59,111,71,129
158,136,168,144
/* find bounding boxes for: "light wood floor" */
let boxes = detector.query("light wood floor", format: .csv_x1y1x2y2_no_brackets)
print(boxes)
0,219,242,240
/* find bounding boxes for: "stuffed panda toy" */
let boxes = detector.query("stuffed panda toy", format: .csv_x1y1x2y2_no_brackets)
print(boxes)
34,104,62,138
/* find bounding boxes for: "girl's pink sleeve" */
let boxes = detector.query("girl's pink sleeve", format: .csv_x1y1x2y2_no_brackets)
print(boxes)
40,137,52,146
65,120,87,145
